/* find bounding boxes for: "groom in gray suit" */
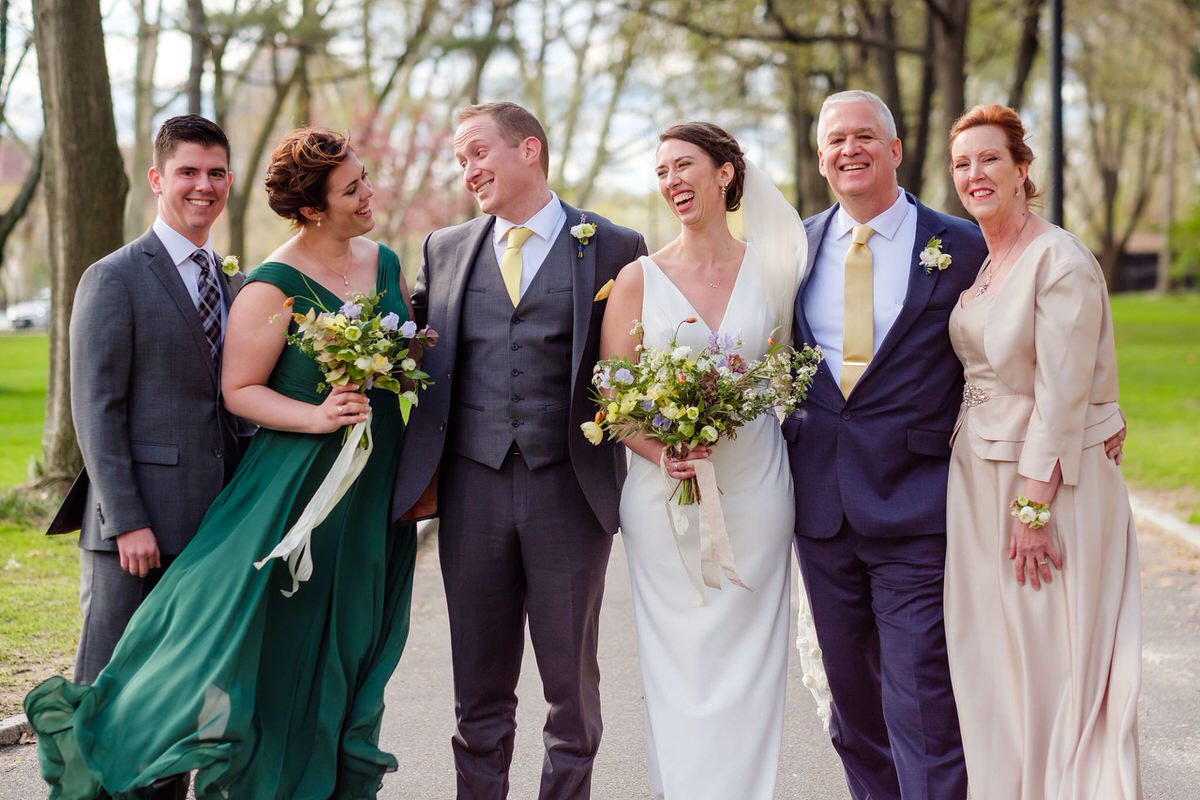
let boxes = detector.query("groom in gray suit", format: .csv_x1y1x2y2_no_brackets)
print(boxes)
392,102,645,799
68,115,244,712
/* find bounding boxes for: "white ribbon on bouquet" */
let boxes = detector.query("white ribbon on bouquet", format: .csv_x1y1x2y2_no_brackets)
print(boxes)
658,454,751,607
254,414,374,596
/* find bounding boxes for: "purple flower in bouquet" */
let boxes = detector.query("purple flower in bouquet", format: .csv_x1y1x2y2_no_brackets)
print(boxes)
614,367,634,384
339,300,363,319
399,320,417,338
380,312,400,331
652,413,672,431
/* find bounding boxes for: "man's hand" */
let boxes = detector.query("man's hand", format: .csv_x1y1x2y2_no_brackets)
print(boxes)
116,527,161,578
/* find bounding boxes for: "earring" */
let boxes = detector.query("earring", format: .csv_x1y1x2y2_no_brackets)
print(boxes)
317,218,322,228
720,183,728,200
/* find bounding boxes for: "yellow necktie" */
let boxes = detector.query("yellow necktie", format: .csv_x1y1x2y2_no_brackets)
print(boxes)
841,223,875,398
500,226,534,306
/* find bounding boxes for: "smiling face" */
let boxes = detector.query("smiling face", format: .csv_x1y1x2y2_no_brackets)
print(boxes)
951,124,1028,225
310,151,375,236
655,138,733,228
148,142,232,246
816,100,903,220
453,112,547,222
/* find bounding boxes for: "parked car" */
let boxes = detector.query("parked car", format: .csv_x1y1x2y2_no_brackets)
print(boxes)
5,287,50,330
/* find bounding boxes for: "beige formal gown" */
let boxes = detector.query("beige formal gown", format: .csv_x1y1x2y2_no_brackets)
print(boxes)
944,228,1142,800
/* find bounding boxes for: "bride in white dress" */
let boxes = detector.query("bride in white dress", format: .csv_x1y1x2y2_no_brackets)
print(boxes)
598,122,817,799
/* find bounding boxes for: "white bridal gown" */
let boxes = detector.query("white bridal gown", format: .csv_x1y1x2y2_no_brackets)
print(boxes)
619,250,794,800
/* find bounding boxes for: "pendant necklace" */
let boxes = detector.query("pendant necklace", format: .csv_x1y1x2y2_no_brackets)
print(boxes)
310,247,353,287
976,213,1030,297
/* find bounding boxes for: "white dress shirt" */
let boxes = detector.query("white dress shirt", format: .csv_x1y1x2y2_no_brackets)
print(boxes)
491,192,568,298
152,216,228,333
803,188,916,388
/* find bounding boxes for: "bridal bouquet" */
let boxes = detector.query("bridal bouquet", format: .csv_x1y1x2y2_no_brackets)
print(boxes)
257,287,437,597
286,288,438,426
582,318,822,505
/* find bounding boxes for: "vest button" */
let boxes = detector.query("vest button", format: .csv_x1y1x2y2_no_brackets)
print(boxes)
511,395,522,403
510,343,521,351
841,410,853,421
511,420,521,428
512,316,523,324
511,368,521,376
213,449,223,458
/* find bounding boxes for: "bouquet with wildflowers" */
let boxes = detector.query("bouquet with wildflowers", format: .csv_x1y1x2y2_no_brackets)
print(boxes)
285,286,438,426
582,318,822,504
257,284,437,597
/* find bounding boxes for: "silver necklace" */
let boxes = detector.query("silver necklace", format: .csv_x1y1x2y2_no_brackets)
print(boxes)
977,214,1030,297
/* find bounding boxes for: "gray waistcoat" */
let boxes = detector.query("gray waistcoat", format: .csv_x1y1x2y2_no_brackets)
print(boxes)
451,231,575,470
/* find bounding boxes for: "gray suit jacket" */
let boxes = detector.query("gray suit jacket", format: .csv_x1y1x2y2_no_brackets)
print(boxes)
68,227,245,555
391,201,646,534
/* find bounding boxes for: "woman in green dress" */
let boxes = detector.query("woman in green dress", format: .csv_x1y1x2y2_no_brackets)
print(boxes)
26,128,421,799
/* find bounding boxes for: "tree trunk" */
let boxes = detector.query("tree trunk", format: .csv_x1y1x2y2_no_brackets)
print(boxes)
124,0,161,240
932,0,969,217
33,0,129,486
1007,0,1045,110
186,0,206,115
0,137,43,286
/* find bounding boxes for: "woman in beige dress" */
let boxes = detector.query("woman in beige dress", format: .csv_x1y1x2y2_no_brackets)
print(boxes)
943,103,1142,799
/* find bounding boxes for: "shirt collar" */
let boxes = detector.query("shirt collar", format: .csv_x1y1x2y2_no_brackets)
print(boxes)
493,192,563,245
834,187,911,243
153,216,214,267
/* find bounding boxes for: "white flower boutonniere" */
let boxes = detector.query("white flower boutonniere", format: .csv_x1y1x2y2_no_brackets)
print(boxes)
918,236,952,274
221,255,241,277
570,214,597,259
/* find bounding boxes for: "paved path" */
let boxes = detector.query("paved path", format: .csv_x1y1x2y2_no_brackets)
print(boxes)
3,519,1198,798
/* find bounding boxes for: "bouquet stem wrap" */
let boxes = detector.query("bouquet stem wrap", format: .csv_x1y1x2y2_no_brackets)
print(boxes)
659,453,751,606
254,414,374,596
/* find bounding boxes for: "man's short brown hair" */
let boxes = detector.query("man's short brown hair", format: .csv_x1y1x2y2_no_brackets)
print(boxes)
456,102,550,176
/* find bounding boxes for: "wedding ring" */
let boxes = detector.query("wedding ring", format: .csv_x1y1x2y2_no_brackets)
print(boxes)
1036,559,1048,566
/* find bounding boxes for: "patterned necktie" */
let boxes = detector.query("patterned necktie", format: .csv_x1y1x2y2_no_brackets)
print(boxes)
192,249,223,363
841,223,875,398
500,226,534,306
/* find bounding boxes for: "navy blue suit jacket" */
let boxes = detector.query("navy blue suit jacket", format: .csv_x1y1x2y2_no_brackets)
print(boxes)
785,194,987,539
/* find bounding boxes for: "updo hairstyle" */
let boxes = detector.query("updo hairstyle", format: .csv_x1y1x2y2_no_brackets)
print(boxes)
659,122,746,212
264,128,352,227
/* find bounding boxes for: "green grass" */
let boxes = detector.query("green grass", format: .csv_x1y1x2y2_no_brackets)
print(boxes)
1110,293,1200,523
0,519,80,715
0,332,48,487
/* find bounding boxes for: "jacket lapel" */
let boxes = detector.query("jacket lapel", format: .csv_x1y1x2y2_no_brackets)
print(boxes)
439,216,494,355
562,202,598,392
797,207,840,396
866,195,946,372
140,230,218,388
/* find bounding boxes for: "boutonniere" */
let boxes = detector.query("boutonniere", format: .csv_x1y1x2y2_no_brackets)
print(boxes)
220,254,241,277
918,236,951,274
570,214,597,259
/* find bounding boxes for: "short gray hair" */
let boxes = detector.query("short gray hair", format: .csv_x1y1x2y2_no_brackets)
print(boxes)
816,90,898,148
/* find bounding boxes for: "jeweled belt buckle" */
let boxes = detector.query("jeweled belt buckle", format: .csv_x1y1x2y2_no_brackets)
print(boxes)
963,383,989,408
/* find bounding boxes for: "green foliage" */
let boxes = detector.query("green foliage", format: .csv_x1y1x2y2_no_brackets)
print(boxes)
1170,201,1200,286
0,333,48,487
1111,293,1200,522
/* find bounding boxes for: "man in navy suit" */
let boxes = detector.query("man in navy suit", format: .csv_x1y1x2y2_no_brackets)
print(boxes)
784,90,984,800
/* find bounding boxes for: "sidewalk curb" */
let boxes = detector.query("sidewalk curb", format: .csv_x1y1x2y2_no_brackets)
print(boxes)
1131,494,1200,551
0,713,31,747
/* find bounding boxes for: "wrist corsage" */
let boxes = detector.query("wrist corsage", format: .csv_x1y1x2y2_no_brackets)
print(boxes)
1010,495,1051,529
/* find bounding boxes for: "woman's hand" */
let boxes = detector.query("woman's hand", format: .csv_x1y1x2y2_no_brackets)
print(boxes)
313,383,370,433
1009,519,1063,590
664,445,712,480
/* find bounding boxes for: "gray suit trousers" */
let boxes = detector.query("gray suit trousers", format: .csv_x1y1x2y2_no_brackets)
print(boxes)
438,452,611,800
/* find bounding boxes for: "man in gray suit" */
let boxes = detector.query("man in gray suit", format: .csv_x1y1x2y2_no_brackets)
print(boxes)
69,115,243,710
392,102,646,799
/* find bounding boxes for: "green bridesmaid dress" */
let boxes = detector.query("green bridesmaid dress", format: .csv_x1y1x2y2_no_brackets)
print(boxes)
25,244,419,800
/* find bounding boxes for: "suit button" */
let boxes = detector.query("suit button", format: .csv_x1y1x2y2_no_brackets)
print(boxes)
841,411,852,421
213,449,223,458
510,343,521,351
513,316,523,324
438,421,446,432
446,370,452,380
511,395,522,403
511,368,521,376
511,420,521,428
